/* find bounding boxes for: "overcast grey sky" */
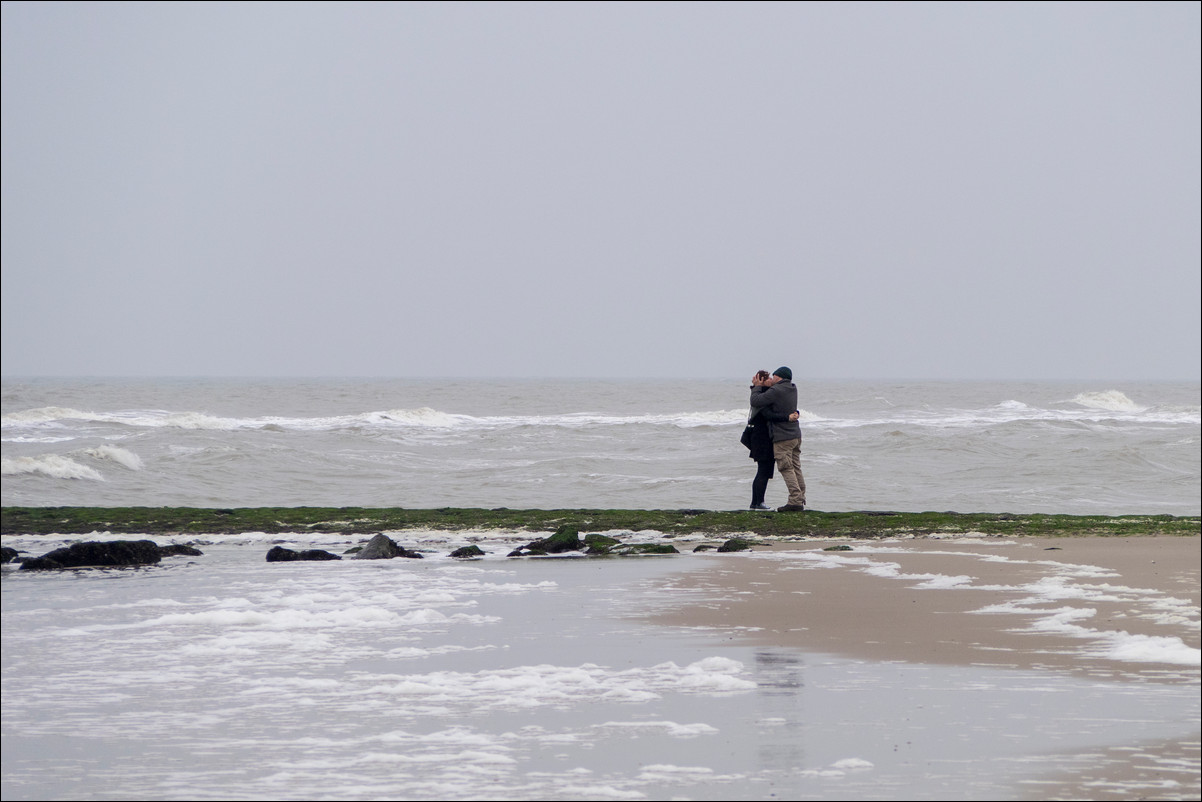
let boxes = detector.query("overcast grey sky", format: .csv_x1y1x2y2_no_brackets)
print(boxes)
2,1,1199,380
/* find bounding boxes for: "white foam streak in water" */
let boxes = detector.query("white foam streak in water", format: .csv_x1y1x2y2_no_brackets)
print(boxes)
2,405,755,434
2,399,1192,442
4,388,1195,436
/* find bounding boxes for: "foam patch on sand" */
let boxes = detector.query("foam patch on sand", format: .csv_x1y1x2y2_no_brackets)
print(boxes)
763,545,1200,669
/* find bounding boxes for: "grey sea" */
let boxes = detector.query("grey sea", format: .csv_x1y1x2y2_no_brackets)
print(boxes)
3,378,1200,801
3,377,1199,514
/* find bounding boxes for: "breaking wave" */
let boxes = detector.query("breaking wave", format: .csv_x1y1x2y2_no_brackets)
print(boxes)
81,445,144,470
3,406,752,434
2,454,104,481
1070,390,1145,413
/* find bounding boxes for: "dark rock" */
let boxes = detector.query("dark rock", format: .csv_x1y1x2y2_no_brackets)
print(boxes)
716,538,754,553
159,544,204,557
1,546,19,563
353,534,423,560
450,545,485,559
823,544,853,552
266,546,341,562
692,544,717,552
20,539,163,570
583,534,621,555
299,549,341,561
354,534,402,559
523,526,583,554
19,556,65,570
610,543,679,555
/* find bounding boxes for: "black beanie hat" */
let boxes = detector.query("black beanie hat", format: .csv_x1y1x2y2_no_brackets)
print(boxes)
773,367,792,381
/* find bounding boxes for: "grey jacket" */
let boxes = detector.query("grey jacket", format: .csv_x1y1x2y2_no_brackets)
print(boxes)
749,381,801,442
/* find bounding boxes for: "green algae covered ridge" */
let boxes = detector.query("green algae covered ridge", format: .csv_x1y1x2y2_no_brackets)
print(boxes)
2,507,1198,539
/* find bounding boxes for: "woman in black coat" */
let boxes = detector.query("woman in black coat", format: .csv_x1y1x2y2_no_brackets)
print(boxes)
744,371,799,510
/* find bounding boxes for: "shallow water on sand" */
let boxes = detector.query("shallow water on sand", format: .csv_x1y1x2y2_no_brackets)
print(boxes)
2,533,1197,801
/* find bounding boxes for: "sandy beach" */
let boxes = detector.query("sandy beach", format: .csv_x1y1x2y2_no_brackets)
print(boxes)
649,534,1201,799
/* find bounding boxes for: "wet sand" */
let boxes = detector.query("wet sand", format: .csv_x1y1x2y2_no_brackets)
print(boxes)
649,534,1201,799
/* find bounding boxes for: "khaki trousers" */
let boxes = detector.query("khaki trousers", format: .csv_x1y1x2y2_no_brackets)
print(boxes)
773,438,806,506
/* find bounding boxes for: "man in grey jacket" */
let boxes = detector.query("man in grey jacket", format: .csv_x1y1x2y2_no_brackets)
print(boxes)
749,366,806,511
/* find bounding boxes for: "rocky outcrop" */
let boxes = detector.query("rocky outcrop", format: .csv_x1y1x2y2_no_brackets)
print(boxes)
507,526,584,557
354,534,401,559
13,540,204,570
1,546,19,563
449,545,486,558
715,538,754,552
353,533,423,560
508,527,681,557
583,534,621,554
159,544,205,557
265,546,342,562
607,543,679,555
20,539,164,570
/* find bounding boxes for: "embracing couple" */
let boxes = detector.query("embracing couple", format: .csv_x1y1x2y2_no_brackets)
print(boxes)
743,366,806,512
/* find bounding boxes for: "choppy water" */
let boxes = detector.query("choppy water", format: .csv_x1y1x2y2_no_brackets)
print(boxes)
2,378,1199,514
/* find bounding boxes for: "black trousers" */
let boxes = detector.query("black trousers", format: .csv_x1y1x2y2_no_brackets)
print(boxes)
751,458,775,506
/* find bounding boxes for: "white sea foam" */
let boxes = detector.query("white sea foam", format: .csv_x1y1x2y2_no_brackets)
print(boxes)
142,606,406,630
1,406,94,425
766,547,1200,670
2,405,751,434
359,657,754,711
1096,632,1202,665
636,764,723,781
597,720,720,737
369,407,472,427
978,603,1202,666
